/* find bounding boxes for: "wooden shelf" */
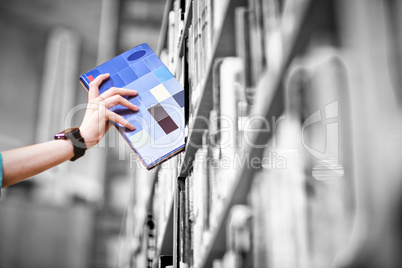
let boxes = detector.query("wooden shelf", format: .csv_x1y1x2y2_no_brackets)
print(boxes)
178,0,248,177
198,0,319,266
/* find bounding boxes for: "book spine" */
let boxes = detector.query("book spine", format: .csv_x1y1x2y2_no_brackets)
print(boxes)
79,75,90,90
178,179,185,265
184,176,192,266
219,57,243,160
188,172,195,268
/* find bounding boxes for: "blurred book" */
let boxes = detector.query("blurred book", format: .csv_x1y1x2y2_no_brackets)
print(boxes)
227,205,254,268
158,255,173,268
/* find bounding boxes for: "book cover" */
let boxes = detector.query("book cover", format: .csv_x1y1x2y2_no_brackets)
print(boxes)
79,43,185,170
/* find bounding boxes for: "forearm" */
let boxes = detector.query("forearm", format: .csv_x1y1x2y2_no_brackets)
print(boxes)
1,140,74,188
0,75,138,188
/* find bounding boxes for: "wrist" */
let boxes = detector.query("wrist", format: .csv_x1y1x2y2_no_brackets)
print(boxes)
55,139,75,159
78,127,97,149
54,128,86,161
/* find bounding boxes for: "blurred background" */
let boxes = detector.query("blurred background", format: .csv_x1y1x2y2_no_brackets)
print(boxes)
3,1,402,268
0,0,165,267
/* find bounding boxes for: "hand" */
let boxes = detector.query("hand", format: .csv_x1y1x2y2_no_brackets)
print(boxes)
79,73,139,149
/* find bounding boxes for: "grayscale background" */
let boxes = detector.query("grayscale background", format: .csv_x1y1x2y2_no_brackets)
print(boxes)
0,0,165,267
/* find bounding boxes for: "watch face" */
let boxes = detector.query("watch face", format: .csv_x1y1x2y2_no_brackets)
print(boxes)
54,128,76,140
55,128,78,139
54,132,68,140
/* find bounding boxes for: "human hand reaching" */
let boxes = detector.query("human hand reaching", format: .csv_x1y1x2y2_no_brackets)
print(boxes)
1,73,139,187
79,73,138,149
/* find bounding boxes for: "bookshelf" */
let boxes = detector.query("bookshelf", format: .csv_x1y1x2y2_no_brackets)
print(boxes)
197,2,320,266
126,0,402,268
148,0,324,267
177,0,248,177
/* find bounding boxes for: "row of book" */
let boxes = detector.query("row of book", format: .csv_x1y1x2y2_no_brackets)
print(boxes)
130,0,354,267
151,158,178,268
126,1,402,268
155,0,327,267
123,157,177,268
181,41,355,268
171,0,356,259
161,0,312,131
153,159,177,243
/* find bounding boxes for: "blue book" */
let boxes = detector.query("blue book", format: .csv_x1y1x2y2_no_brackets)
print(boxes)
80,43,185,170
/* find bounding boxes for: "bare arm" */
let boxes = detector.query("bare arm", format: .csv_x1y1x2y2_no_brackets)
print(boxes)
1,73,139,188
2,140,74,188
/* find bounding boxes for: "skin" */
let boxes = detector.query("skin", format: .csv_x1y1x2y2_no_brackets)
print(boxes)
1,73,138,188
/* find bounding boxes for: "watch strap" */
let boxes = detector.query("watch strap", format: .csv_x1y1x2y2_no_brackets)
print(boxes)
66,128,86,161
55,128,86,161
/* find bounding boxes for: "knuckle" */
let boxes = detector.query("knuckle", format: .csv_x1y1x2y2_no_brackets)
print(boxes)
111,95,120,102
93,76,101,83
89,82,96,89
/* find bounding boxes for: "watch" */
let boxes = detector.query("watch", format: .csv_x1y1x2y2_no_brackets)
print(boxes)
54,127,87,161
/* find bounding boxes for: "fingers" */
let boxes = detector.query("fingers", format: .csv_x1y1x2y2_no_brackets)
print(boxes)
89,73,110,101
99,87,138,100
106,110,135,130
104,95,139,111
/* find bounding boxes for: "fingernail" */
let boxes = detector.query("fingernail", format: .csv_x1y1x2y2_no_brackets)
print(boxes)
133,106,139,111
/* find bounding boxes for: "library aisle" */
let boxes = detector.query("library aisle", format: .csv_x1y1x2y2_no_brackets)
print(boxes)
1,1,402,268
124,0,402,268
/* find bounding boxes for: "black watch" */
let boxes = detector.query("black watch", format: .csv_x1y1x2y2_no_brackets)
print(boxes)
54,128,87,161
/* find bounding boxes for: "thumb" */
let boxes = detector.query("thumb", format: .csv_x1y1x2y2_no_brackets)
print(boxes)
88,73,110,101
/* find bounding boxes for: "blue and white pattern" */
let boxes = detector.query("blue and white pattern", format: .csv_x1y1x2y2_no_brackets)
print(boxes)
80,43,185,169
